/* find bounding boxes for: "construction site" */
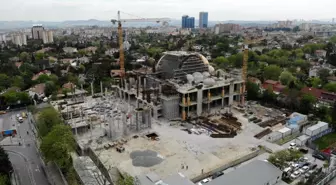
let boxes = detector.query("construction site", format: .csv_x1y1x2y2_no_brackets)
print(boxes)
49,12,288,184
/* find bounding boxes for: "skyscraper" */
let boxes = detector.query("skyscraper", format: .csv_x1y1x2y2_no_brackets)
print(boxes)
182,15,195,29
182,15,189,28
32,25,44,40
199,12,208,28
186,17,195,29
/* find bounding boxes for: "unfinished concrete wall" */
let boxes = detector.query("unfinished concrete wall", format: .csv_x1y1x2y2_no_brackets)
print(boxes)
161,95,180,120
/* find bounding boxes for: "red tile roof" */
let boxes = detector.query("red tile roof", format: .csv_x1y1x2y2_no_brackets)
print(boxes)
301,87,325,99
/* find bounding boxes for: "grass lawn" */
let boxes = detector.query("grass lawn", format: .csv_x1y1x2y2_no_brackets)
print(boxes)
313,132,336,150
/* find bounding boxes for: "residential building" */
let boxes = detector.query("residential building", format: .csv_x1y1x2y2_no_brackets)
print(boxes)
63,47,78,54
28,83,46,99
32,25,45,40
199,12,208,28
11,33,27,46
315,50,327,58
0,34,6,43
206,160,285,185
182,15,195,29
262,80,285,94
42,30,54,44
301,87,336,106
31,70,51,81
214,23,241,34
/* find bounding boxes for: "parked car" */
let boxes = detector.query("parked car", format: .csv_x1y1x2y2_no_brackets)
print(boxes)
292,163,300,170
289,143,297,150
212,172,224,179
18,117,23,123
198,178,211,185
0,111,6,115
299,148,309,154
290,171,301,179
309,164,317,170
312,153,326,161
299,166,310,174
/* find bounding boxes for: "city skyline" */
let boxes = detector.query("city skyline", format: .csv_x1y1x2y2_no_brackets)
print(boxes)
1,0,335,21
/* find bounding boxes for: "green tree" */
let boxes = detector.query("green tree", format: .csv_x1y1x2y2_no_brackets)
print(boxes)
323,82,336,92
40,125,75,168
264,65,282,80
246,82,260,100
279,71,295,85
268,149,303,170
0,175,9,185
35,74,51,84
311,77,322,88
0,147,13,177
214,56,230,68
37,107,62,137
45,81,57,97
19,52,30,62
318,68,331,83
300,94,317,114
117,174,134,185
262,87,277,103
11,76,24,90
35,53,45,60
0,74,10,90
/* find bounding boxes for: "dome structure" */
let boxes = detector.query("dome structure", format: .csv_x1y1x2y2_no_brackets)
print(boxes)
186,74,194,84
202,72,210,78
204,78,216,86
155,51,210,80
193,72,203,83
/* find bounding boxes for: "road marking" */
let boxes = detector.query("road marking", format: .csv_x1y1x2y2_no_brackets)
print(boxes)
5,149,36,185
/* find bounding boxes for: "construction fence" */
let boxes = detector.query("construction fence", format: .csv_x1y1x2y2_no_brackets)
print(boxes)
316,168,336,185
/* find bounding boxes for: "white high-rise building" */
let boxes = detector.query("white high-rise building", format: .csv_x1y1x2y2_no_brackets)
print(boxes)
47,31,54,43
0,34,6,43
12,33,27,46
21,34,27,45
42,31,48,44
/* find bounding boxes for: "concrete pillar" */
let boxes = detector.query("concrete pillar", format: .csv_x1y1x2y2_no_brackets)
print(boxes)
229,83,234,105
197,89,203,116
187,93,190,118
182,94,186,120
208,90,211,113
91,82,94,96
123,79,127,101
100,81,103,95
222,87,225,108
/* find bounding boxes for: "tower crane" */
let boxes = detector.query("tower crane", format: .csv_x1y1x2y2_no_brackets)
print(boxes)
111,11,171,77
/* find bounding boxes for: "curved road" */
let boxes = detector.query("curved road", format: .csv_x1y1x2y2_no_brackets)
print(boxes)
0,110,49,185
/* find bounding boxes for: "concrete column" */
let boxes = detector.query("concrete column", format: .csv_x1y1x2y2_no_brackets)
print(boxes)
182,94,186,120
100,81,103,95
91,82,94,96
208,90,211,113
197,89,203,116
229,83,234,106
222,87,225,108
187,93,190,118
123,79,127,101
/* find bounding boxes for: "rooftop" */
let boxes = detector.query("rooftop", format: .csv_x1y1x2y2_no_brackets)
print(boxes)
206,160,284,185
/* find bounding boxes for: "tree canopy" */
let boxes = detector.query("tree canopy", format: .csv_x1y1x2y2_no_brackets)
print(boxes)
279,71,295,85
37,107,62,137
264,65,283,81
40,124,75,168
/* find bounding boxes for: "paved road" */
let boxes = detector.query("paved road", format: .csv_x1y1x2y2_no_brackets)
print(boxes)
0,110,49,185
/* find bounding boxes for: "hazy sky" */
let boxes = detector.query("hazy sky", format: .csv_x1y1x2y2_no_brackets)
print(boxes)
0,0,335,21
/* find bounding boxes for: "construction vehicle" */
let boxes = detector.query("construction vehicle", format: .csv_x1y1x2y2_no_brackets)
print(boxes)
111,11,170,77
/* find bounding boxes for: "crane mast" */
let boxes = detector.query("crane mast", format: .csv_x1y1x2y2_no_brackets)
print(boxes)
111,11,170,78
241,45,248,105
117,11,125,76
